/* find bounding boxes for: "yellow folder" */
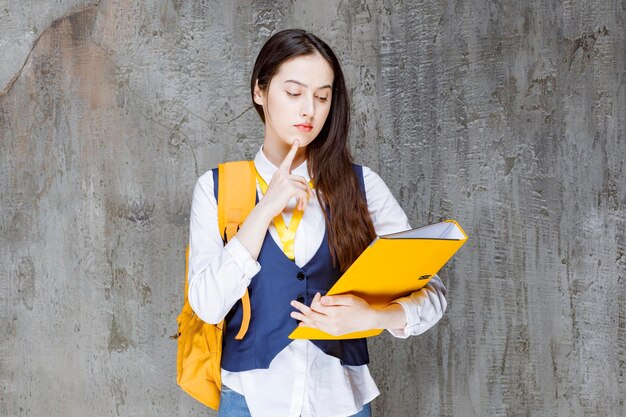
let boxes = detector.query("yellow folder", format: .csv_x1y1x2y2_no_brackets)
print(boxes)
288,220,468,340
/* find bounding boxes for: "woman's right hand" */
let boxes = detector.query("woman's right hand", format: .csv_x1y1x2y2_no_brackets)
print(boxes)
258,140,314,218
229,140,314,261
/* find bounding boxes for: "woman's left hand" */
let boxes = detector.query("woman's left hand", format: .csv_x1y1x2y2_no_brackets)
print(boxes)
290,293,379,336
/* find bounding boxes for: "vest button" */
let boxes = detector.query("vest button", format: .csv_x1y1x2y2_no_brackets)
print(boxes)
297,272,305,281
296,295,305,303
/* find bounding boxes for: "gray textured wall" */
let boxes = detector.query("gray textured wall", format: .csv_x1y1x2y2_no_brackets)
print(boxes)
1,1,624,416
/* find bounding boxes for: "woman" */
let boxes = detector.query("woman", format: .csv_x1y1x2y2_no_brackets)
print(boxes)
187,29,447,417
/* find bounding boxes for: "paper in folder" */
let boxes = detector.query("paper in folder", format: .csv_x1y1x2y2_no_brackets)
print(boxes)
288,220,468,340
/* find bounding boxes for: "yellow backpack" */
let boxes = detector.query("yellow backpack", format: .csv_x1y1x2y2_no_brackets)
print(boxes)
172,160,257,410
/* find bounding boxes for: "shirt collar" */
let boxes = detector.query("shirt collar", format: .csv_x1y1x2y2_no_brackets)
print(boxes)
253,144,311,185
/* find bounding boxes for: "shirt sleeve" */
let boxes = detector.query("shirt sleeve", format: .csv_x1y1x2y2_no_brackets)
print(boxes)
187,170,261,324
386,274,447,338
362,166,448,338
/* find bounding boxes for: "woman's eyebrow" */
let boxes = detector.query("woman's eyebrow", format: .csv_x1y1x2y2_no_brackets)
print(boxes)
284,79,332,90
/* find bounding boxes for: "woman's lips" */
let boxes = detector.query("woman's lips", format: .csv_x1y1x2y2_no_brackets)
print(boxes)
295,124,313,132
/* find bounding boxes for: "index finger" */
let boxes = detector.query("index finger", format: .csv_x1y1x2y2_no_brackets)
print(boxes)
320,294,356,306
277,139,299,173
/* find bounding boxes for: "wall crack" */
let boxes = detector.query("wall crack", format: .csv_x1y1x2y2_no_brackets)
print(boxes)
0,1,101,99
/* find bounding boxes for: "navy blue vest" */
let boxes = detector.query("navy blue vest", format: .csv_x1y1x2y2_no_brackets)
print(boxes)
212,164,370,371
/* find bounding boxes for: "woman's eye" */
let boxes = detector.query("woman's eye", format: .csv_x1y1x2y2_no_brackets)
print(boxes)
317,96,328,102
286,91,300,97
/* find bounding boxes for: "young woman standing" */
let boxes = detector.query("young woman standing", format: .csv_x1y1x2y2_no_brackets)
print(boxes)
187,29,447,417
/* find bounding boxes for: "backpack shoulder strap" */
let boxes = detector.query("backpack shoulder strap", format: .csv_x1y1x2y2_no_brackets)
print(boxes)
216,160,257,243
213,160,256,340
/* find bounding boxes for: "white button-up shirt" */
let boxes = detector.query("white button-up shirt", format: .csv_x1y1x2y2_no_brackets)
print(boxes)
188,145,448,417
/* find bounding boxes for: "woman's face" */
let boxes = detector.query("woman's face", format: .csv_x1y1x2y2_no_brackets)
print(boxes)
254,53,334,151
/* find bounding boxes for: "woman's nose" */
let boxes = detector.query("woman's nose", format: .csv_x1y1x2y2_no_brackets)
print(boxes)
301,95,315,118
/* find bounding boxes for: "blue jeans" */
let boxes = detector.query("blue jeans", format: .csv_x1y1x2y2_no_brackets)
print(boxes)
217,385,373,417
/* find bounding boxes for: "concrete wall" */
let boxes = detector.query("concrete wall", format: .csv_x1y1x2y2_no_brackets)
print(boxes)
1,1,624,416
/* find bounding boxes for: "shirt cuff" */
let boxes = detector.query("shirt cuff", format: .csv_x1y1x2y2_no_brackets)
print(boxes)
386,299,419,339
385,274,447,338
223,236,261,280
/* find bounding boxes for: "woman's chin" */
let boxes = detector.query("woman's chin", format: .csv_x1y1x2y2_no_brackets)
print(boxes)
291,134,317,147
285,137,305,147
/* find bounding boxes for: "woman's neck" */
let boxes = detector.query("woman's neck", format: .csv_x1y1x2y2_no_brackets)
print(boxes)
262,140,307,170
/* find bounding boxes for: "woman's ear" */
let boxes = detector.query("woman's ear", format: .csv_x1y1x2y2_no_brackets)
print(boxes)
253,80,264,106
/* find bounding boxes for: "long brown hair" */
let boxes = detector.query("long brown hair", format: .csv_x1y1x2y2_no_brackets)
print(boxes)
250,29,376,272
